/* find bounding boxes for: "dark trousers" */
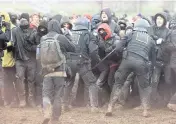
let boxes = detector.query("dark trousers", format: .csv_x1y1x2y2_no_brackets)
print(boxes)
109,54,151,110
15,59,36,104
43,76,65,120
35,61,43,106
63,59,98,108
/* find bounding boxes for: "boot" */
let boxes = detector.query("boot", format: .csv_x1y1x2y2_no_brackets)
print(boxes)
9,101,19,108
63,105,70,112
167,103,176,111
105,104,113,116
28,99,36,108
49,119,59,124
28,83,36,108
0,98,4,106
91,107,100,113
19,94,26,108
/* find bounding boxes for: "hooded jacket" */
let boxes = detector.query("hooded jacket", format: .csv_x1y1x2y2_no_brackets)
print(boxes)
0,12,11,42
20,13,30,22
45,19,75,55
26,20,49,55
39,20,75,76
0,12,15,67
149,12,170,63
52,14,62,23
12,18,36,61
97,23,123,63
97,8,120,35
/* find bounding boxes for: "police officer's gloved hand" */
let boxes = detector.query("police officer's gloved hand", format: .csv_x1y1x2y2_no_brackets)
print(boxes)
6,42,13,52
152,35,159,41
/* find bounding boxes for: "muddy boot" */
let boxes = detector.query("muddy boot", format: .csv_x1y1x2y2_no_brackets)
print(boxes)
134,105,143,110
42,97,52,124
0,98,4,106
63,105,70,112
49,119,59,124
91,107,99,113
105,104,113,116
142,104,150,117
18,94,26,108
143,109,150,117
41,118,50,124
9,101,19,108
167,103,176,111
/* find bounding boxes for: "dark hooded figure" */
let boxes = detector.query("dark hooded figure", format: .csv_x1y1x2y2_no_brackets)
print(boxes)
27,20,48,106
9,12,18,26
148,12,170,105
95,23,124,106
40,19,75,124
164,19,176,111
97,23,123,90
20,13,30,22
97,8,120,35
12,18,37,108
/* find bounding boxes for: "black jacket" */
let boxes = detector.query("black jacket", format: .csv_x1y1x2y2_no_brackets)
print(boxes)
46,19,75,55
12,25,36,61
149,12,170,63
124,31,156,65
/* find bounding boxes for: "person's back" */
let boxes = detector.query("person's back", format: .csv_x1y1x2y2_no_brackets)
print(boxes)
41,19,75,124
65,17,101,112
106,19,156,117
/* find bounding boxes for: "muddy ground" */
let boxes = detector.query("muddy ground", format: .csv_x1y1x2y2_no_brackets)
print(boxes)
0,106,176,124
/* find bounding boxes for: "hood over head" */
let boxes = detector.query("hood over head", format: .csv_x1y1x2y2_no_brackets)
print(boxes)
98,23,112,40
48,19,61,34
154,12,167,27
0,12,11,23
37,20,48,35
52,14,62,23
101,8,112,21
60,16,72,29
20,13,29,22
19,18,29,30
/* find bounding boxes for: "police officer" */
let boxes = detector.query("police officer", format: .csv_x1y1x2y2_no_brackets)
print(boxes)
105,19,156,117
64,17,101,112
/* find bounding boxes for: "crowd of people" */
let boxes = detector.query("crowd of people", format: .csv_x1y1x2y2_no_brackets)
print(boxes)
0,7,176,124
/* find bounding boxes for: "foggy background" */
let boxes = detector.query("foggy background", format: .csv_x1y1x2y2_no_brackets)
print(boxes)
0,0,176,17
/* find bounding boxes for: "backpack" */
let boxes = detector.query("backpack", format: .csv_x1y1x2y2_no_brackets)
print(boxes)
40,34,66,72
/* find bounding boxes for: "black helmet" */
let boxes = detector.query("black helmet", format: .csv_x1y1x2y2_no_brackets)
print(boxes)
72,17,90,31
133,19,150,32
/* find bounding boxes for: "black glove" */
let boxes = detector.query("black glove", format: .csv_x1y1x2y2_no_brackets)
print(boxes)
7,45,13,52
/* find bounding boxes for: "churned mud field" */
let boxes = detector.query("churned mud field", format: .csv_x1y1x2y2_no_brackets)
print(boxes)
0,107,176,124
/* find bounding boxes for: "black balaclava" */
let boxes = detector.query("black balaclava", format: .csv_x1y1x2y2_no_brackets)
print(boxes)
19,18,29,31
